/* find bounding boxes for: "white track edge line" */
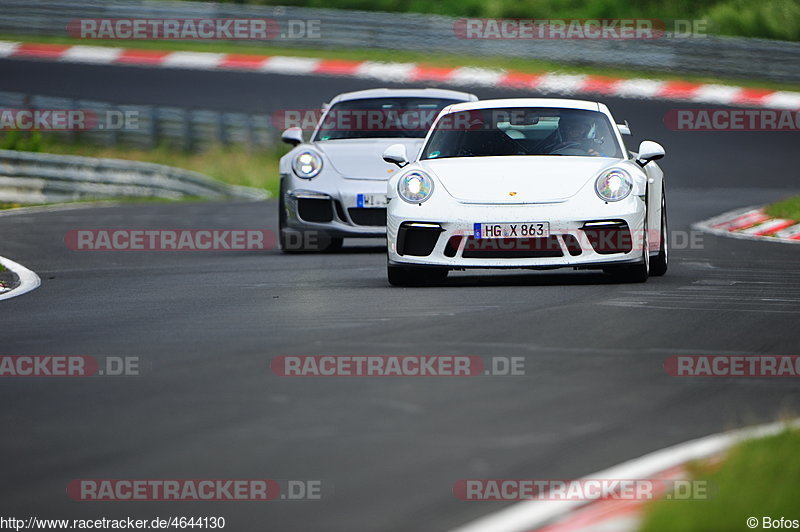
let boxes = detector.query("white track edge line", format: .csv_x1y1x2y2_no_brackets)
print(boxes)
0,255,41,301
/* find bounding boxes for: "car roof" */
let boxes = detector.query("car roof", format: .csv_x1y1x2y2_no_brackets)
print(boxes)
443,98,602,112
329,88,479,104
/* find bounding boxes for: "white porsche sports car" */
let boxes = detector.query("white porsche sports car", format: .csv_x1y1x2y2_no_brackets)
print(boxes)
278,88,478,252
383,98,668,286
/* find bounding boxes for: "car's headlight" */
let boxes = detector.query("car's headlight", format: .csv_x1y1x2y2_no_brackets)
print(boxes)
595,169,633,202
398,171,434,204
292,150,323,179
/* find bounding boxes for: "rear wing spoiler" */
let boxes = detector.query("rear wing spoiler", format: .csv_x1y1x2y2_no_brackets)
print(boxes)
617,121,631,136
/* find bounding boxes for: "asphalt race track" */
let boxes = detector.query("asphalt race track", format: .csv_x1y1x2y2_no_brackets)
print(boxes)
2,57,800,532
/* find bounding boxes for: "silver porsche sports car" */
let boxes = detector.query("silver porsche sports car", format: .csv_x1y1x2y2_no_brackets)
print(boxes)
277,88,478,252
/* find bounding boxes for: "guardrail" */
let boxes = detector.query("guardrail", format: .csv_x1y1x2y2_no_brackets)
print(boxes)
0,149,268,203
0,91,276,151
0,0,798,83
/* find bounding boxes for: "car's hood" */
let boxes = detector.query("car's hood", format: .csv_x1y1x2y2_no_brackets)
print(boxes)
421,156,620,204
315,138,423,180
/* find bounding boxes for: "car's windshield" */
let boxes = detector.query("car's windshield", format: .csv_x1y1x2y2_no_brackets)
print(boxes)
421,107,623,159
313,97,462,141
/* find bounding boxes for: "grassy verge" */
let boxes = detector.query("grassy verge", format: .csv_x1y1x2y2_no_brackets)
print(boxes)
169,0,800,42
1,202,43,210
1,134,287,197
0,197,209,210
2,33,798,92
639,427,800,532
765,196,800,221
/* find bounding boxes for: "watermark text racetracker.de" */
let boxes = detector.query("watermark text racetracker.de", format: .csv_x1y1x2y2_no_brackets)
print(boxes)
64,229,345,252
453,479,711,501
0,356,140,377
0,109,139,131
453,18,708,40
67,479,326,501
65,230,278,251
271,355,526,377
664,109,800,131
457,228,703,253
665,355,800,377
273,108,483,132
68,18,321,40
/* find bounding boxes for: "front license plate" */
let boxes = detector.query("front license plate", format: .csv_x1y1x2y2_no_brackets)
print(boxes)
357,193,387,208
474,222,550,239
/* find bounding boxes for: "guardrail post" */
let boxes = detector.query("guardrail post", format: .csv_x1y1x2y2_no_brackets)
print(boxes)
216,112,227,146
69,99,81,144
148,106,159,149
244,115,253,149
183,109,193,152
108,105,119,146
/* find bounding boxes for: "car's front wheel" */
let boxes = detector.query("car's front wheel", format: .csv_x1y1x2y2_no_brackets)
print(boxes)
649,186,668,277
604,220,649,283
280,229,343,253
387,264,448,287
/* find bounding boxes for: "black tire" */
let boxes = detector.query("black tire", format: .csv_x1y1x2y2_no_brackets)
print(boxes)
604,220,649,283
388,264,448,287
278,180,343,253
649,187,668,277
625,220,650,283
282,230,343,253
323,237,344,253
278,179,293,253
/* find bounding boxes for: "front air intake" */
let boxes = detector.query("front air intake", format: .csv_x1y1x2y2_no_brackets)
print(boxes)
397,223,443,256
582,221,633,254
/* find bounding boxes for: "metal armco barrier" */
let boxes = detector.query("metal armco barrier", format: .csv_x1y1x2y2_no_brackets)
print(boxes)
0,149,268,203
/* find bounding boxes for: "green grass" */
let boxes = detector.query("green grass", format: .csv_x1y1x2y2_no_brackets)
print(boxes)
765,196,800,221
1,133,288,197
639,426,800,532
2,33,798,91
172,0,800,41
0,196,211,211
1,202,43,210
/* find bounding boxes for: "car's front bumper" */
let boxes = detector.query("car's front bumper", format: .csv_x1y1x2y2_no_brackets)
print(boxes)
283,176,389,238
387,197,647,269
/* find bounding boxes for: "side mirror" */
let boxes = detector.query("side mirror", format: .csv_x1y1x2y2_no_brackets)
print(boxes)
637,140,665,166
281,127,304,146
383,144,409,167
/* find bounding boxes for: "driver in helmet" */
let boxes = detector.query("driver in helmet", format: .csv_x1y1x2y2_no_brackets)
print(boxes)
547,113,602,156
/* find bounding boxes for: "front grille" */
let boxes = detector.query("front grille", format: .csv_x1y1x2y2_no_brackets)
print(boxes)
462,236,564,259
297,198,334,223
397,223,442,256
348,208,387,226
333,200,347,222
583,222,633,254
444,236,462,258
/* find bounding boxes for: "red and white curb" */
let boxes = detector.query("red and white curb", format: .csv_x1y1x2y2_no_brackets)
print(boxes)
694,206,800,244
534,463,694,532
0,255,41,301
1,41,799,109
448,419,800,532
